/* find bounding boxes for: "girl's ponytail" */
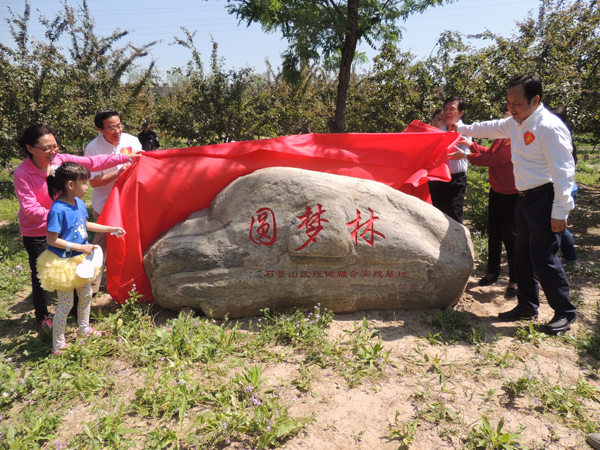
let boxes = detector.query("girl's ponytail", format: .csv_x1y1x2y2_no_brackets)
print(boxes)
46,162,91,200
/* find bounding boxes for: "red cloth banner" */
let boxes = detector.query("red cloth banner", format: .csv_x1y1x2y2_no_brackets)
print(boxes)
99,124,459,303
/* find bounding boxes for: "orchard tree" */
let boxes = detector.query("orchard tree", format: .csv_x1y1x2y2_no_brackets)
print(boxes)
426,0,600,137
226,0,453,133
246,61,335,136
346,41,441,132
156,30,256,145
0,0,156,165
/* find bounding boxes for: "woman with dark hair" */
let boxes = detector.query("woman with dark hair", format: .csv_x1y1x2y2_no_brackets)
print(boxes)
13,124,140,329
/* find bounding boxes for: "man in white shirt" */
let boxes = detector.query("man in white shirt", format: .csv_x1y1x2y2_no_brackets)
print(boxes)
84,110,143,294
450,74,576,333
428,96,470,223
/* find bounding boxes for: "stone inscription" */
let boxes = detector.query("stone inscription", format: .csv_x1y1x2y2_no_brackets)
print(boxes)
250,204,386,249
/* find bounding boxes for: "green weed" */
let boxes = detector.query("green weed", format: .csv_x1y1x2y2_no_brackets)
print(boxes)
433,307,473,341
504,372,600,429
515,324,549,346
388,412,418,449
416,400,462,425
464,416,523,450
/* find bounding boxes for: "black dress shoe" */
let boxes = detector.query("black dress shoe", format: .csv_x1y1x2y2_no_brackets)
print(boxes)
498,305,538,321
543,314,576,334
587,433,600,450
478,274,499,287
504,287,518,299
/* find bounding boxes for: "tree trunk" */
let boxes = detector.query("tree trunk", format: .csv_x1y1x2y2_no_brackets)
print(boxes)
328,0,359,133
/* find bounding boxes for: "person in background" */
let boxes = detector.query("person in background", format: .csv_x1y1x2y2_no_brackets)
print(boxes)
428,96,470,223
38,162,125,355
451,106,518,299
84,110,143,295
138,121,160,151
431,109,445,129
450,74,576,334
549,106,578,267
13,124,139,329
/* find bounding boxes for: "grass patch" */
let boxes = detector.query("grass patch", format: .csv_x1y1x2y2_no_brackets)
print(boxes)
1,161,600,448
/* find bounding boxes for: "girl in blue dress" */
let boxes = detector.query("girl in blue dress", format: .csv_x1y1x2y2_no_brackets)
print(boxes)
37,162,125,355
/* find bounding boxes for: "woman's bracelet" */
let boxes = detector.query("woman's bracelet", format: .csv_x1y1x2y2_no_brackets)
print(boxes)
65,242,73,252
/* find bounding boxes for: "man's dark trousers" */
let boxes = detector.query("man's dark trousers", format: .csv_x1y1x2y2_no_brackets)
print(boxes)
513,184,576,317
428,172,467,224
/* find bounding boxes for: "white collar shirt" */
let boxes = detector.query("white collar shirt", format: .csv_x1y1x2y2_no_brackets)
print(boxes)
84,133,142,213
455,104,575,219
443,120,469,174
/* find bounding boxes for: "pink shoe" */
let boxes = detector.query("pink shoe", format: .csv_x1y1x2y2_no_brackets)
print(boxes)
80,327,107,338
37,315,53,331
51,343,69,356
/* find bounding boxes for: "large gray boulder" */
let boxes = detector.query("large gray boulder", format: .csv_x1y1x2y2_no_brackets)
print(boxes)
143,167,473,318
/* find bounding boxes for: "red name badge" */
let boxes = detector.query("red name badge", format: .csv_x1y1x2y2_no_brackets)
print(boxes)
524,132,535,145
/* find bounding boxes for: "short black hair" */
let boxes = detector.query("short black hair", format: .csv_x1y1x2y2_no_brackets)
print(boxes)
508,74,542,104
444,96,465,112
17,124,56,160
431,108,443,119
94,110,121,129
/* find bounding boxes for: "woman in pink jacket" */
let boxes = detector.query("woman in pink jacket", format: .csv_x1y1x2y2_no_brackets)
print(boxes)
13,124,139,329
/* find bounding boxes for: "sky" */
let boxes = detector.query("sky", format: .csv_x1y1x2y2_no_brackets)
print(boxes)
0,0,541,77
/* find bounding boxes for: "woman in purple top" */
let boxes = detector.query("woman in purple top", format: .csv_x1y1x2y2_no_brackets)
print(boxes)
13,124,139,329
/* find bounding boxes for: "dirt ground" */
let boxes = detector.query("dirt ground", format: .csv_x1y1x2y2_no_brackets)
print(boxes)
270,183,600,450
6,183,599,450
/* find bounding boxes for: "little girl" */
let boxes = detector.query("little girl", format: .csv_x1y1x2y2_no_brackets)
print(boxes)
37,162,126,355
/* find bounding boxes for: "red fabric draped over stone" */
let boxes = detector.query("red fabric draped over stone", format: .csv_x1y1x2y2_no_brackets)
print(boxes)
99,125,458,303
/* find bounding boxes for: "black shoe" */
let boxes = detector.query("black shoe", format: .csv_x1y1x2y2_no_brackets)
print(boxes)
504,287,518,299
498,305,538,321
478,274,499,287
543,314,576,334
587,433,600,450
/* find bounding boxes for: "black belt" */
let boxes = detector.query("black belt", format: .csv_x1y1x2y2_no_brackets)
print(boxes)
518,182,552,197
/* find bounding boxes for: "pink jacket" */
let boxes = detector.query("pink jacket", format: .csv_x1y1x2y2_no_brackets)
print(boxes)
13,153,130,237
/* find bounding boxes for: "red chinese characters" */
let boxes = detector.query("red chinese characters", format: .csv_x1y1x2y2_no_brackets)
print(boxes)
249,207,277,246
296,204,329,251
250,204,386,249
346,208,385,247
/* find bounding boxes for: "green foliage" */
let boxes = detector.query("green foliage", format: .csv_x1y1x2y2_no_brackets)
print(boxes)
257,304,333,348
515,324,549,347
416,400,461,425
348,41,441,132
504,372,600,429
0,1,157,165
433,0,600,142
80,405,136,449
343,318,390,373
227,0,454,132
156,31,257,145
465,164,490,235
464,416,523,450
0,408,62,449
388,413,418,449
432,306,474,342
575,327,600,360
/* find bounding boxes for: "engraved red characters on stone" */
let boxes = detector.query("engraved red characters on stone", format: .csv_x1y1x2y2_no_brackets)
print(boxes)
249,207,277,246
296,204,329,251
346,208,385,247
